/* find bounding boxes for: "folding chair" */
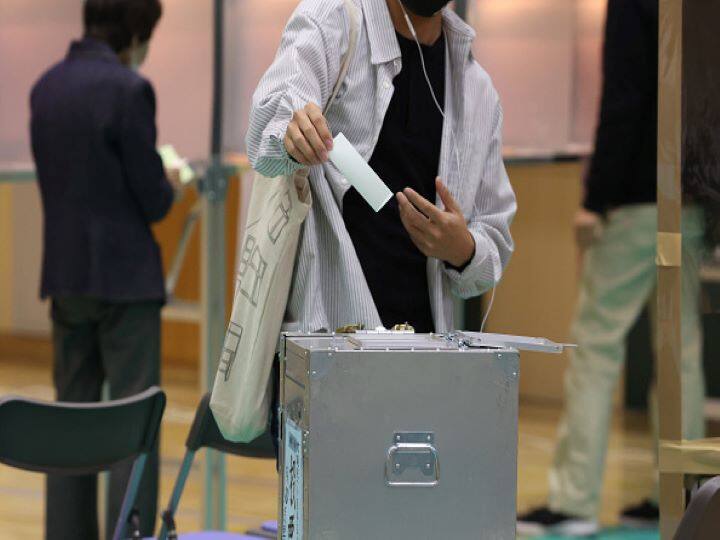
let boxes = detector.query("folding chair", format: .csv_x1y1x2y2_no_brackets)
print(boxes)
673,476,720,540
0,386,166,540
157,393,275,540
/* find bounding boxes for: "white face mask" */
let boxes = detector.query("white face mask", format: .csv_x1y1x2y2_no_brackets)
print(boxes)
128,40,149,71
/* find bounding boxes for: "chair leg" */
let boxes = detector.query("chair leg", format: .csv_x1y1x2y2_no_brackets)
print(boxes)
112,453,148,540
157,450,196,540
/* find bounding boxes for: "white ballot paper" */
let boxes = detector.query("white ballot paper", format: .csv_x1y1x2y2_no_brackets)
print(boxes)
328,132,392,212
158,144,195,185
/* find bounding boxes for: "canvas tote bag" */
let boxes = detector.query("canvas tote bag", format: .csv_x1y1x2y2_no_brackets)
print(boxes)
210,0,360,442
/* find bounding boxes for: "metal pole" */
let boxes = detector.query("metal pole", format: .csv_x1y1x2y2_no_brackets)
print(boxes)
201,196,227,531
201,0,228,529
211,0,224,156
657,0,685,537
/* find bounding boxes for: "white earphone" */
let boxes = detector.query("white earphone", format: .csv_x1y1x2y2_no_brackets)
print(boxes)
397,1,461,177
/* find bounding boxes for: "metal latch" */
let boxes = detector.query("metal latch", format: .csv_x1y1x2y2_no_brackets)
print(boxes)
385,432,439,487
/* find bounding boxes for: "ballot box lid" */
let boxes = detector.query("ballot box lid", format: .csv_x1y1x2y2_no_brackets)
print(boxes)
283,331,572,354
458,332,574,354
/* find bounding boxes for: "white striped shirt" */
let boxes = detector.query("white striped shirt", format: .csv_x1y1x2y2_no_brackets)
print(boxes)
246,0,516,332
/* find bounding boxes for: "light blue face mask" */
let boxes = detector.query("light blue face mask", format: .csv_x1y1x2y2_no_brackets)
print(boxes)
129,41,149,71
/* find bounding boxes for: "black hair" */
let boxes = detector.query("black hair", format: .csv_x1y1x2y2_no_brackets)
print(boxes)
83,0,162,53
684,112,720,247
682,3,720,248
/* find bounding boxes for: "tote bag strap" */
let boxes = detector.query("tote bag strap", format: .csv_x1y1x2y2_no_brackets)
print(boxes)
292,0,360,196
323,0,361,115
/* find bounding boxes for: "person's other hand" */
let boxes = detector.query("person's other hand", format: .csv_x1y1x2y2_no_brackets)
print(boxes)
574,208,603,251
284,103,334,166
397,178,475,268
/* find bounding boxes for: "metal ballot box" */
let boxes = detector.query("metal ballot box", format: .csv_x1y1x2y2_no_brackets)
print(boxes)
278,332,566,539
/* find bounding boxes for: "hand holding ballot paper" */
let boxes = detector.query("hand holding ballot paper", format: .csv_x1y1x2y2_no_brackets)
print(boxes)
284,103,393,211
158,144,195,195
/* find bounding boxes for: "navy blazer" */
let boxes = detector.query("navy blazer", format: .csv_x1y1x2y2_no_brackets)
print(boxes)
31,38,174,302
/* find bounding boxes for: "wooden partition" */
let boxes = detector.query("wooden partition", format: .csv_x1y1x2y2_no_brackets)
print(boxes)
656,0,685,534
656,1,720,537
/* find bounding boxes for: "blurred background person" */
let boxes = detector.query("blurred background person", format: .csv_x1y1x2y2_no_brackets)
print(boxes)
517,0,708,535
29,0,179,537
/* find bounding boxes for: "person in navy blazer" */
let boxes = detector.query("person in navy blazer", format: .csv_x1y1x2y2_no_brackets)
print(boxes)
29,1,177,537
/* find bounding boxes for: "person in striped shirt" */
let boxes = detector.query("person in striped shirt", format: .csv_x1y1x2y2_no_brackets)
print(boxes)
247,0,516,334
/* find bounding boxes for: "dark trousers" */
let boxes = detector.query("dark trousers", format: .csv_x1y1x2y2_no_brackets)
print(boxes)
46,297,161,540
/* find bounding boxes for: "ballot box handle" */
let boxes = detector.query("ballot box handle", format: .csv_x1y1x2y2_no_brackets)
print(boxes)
385,432,439,488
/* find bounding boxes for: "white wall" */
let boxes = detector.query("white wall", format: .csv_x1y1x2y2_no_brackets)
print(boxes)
223,0,301,153
469,0,605,155
0,0,212,165
2,0,607,162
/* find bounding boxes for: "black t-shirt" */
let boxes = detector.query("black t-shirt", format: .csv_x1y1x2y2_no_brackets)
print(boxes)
342,31,445,332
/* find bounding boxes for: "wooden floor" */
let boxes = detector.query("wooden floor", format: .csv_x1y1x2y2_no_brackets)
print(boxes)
0,355,660,539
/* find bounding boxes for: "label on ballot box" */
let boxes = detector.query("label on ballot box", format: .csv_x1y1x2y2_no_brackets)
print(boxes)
282,418,304,540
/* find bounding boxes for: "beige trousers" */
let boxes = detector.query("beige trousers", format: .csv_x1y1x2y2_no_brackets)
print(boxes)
548,204,706,518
